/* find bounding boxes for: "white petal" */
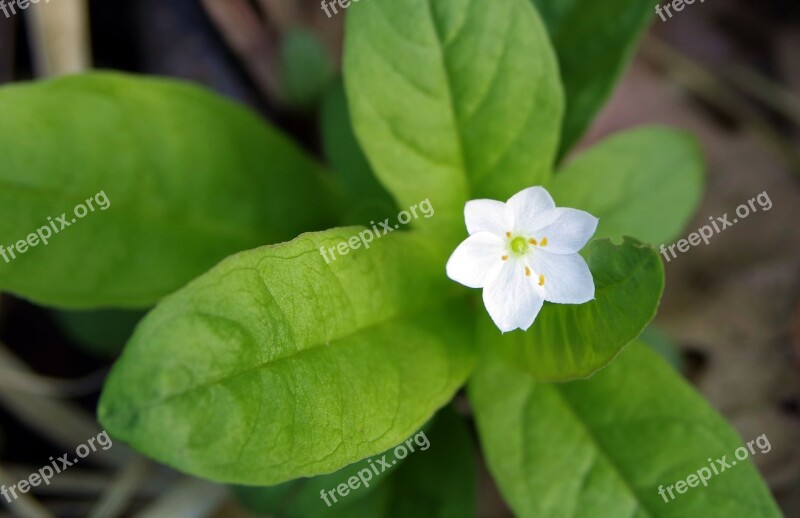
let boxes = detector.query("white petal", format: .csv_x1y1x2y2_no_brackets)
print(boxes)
446,232,506,289
505,187,556,233
465,199,509,236
482,260,545,333
533,208,598,254
527,251,594,304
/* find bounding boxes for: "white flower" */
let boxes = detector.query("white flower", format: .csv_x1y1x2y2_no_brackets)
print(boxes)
446,186,598,333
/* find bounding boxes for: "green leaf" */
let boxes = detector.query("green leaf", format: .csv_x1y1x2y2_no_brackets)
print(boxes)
0,72,338,309
320,80,398,225
488,237,664,381
98,229,475,485
469,342,781,518
233,405,475,518
532,0,653,155
232,441,393,517
640,326,683,372
344,0,563,238
549,128,704,246
279,28,335,109
366,404,476,518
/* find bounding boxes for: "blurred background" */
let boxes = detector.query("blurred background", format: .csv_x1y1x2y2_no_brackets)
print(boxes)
0,0,798,516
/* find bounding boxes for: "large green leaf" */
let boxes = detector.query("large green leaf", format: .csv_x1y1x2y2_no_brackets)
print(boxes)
234,405,475,518
0,72,337,309
532,0,653,155
549,128,704,246
344,0,563,238
469,342,781,517
98,229,475,484
320,80,398,225
488,237,664,381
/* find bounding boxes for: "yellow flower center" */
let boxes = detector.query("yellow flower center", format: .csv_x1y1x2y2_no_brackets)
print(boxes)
510,236,528,255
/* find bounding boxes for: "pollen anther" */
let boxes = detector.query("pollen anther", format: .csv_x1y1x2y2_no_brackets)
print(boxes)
540,237,548,247
525,266,531,277
506,231,512,238
529,238,537,245
538,274,545,286
502,255,508,261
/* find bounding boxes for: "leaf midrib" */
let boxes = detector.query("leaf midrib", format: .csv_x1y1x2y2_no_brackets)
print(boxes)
550,384,656,518
423,0,471,189
118,290,465,416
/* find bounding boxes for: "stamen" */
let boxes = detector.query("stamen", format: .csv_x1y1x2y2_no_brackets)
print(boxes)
501,255,508,261
506,231,511,238
525,266,531,277
538,274,545,286
529,238,537,245
540,237,548,247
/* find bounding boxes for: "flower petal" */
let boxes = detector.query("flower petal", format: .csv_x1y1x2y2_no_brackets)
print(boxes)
505,186,556,233
527,251,595,304
465,199,509,236
446,232,506,289
482,259,545,333
533,208,598,254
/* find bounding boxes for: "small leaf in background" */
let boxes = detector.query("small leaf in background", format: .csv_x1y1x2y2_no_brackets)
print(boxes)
532,0,653,156
279,28,335,110
550,127,704,246
320,80,398,225
367,404,476,518
487,237,664,381
232,441,392,517
99,229,475,484
0,73,339,309
640,325,683,372
469,342,782,517
233,405,476,518
51,308,147,358
344,0,563,238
